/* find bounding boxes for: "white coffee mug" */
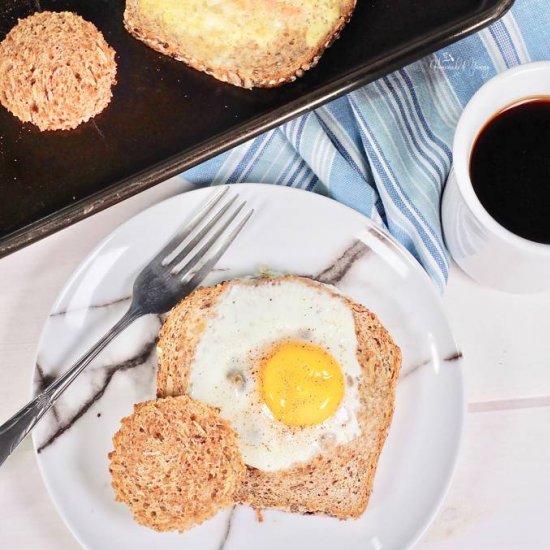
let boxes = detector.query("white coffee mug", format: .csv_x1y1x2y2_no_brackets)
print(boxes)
442,62,550,293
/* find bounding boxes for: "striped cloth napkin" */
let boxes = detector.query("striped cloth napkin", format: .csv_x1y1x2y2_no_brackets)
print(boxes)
181,0,550,292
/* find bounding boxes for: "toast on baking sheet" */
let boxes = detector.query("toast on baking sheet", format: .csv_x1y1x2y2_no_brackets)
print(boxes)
124,0,356,88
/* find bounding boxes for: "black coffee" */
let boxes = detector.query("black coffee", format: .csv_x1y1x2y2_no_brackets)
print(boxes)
469,97,550,244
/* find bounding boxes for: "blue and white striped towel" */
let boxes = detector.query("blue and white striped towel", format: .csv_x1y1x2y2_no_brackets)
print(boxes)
180,0,550,292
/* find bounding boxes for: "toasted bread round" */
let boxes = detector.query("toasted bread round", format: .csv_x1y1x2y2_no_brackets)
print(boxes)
0,11,117,131
124,0,356,88
156,276,402,519
108,396,245,532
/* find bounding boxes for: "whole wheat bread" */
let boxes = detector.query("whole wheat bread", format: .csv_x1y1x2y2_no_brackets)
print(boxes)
109,396,245,532
124,0,356,88
156,276,401,519
0,11,117,131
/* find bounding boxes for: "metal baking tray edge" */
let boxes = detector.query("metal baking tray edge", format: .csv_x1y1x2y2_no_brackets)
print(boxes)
0,0,514,258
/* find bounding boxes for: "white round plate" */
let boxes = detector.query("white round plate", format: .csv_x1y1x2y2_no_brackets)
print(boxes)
33,184,464,550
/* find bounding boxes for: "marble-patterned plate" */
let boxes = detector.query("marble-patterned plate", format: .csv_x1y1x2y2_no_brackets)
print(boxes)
32,184,464,550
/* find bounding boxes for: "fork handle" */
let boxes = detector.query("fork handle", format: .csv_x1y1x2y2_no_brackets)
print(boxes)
0,306,142,467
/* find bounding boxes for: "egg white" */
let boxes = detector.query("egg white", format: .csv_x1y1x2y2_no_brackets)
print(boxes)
187,279,362,472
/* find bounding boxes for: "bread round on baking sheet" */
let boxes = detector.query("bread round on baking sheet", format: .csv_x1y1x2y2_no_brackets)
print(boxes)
108,395,245,532
0,11,117,131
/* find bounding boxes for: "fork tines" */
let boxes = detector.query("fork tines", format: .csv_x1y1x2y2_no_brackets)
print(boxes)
157,186,253,282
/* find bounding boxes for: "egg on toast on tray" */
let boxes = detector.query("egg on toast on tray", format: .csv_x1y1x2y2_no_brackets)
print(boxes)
124,0,357,88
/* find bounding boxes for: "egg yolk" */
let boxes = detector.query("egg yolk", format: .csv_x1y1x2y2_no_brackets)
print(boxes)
260,340,344,427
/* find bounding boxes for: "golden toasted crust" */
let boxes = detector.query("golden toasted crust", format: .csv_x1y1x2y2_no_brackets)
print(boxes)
123,0,356,89
156,284,226,398
0,11,117,131
108,396,245,532
156,276,402,519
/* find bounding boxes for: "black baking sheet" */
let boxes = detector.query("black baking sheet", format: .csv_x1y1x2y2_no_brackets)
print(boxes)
0,0,514,256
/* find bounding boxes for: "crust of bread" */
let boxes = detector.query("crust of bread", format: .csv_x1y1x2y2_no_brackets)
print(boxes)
108,395,245,532
123,0,356,89
0,11,117,131
156,276,401,519
156,284,226,398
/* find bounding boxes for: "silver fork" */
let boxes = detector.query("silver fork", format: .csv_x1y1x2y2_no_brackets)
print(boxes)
0,187,252,467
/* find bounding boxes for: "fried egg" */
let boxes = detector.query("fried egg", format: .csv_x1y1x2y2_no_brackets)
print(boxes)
187,278,362,471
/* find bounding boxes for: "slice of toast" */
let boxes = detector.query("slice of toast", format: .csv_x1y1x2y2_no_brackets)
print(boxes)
156,276,401,519
109,395,245,532
124,0,356,88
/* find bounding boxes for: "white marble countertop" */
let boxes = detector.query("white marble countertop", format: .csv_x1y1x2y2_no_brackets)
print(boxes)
1,177,549,549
